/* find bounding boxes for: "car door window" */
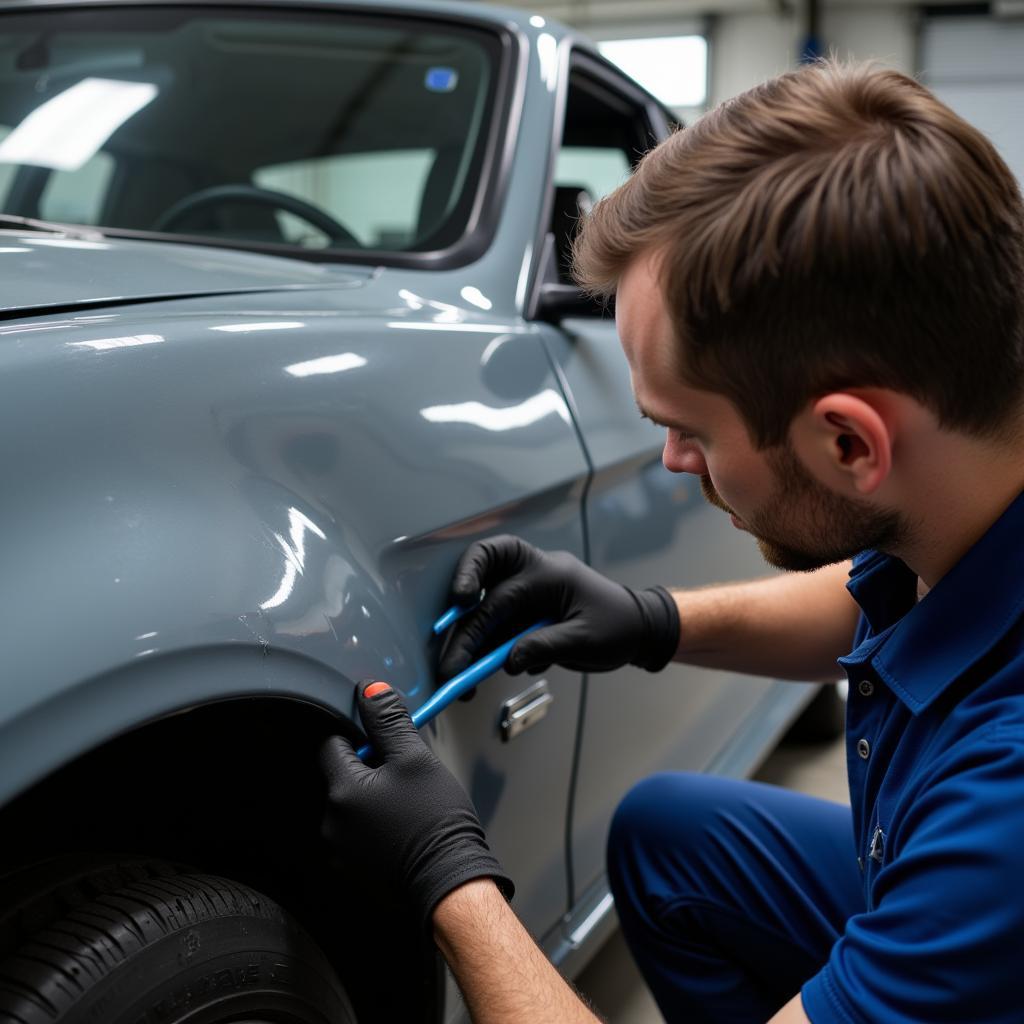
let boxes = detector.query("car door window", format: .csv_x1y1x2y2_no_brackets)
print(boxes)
550,63,660,284
555,146,631,206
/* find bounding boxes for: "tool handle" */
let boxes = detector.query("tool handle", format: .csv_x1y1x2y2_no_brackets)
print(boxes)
431,603,469,636
356,620,550,761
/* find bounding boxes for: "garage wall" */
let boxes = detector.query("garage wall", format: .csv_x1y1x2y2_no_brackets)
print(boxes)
920,15,1024,185
710,5,917,104
477,1,921,106
476,1,1024,181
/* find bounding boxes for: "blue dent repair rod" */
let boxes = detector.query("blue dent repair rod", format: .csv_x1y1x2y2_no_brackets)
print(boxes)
356,608,549,761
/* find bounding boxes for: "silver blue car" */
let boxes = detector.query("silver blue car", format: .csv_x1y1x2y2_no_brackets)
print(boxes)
0,2,831,1021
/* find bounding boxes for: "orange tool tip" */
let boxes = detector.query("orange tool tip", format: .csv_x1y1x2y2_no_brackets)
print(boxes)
363,681,392,698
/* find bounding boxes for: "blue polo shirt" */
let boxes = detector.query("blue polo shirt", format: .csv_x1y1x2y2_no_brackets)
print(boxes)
802,489,1024,1023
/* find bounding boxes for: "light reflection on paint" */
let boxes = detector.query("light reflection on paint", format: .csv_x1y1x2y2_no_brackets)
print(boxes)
515,242,533,312
260,507,327,610
1,322,71,335
481,334,515,368
261,556,298,611
460,286,493,311
398,288,425,310
28,238,110,250
386,321,527,334
420,389,569,431
68,333,163,351
285,352,367,378
537,33,559,91
212,321,306,333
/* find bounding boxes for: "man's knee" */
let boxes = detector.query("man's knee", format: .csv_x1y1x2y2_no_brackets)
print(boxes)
607,772,724,886
612,769,726,840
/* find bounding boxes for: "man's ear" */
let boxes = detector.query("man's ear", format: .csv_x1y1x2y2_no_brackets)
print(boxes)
790,392,894,495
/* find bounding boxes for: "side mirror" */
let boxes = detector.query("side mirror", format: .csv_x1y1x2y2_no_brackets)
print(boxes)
533,282,609,323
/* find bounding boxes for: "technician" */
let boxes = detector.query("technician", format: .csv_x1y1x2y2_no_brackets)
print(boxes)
320,60,1024,1023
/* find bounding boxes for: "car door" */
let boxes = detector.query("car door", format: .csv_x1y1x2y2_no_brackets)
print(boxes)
536,53,784,902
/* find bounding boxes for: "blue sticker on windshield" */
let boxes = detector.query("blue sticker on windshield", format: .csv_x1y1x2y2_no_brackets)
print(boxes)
425,67,459,93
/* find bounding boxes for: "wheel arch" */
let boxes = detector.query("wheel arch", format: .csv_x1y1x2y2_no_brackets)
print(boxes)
0,683,442,1021
0,642,365,808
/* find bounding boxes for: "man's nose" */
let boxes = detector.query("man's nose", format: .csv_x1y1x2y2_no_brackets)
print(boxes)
662,432,708,475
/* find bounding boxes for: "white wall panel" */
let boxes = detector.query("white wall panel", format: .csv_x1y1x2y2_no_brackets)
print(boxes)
710,11,801,104
921,16,1024,184
822,7,916,71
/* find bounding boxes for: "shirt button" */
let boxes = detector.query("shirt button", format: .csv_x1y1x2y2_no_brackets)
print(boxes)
858,679,874,697
857,738,871,760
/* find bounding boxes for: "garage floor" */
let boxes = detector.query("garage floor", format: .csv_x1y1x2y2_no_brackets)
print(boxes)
575,730,848,1022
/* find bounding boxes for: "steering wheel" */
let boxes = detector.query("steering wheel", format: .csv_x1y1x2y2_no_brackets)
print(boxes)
152,184,360,247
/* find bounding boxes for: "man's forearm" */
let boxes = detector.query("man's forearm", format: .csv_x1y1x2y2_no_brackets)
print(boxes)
671,561,859,681
433,880,602,1024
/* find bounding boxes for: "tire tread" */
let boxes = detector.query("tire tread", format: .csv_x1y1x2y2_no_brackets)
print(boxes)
0,868,335,1023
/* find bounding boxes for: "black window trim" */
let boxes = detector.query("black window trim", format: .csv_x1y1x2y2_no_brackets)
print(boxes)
0,0,531,271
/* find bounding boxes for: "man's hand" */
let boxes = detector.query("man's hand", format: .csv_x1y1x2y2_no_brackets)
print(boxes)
439,534,680,679
319,682,513,929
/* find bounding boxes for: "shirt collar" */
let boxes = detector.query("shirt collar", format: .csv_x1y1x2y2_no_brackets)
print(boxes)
839,489,1024,715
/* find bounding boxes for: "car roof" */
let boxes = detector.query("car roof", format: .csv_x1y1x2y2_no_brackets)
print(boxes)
2,0,582,42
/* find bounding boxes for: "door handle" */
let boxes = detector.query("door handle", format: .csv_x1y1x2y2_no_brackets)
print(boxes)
500,679,553,741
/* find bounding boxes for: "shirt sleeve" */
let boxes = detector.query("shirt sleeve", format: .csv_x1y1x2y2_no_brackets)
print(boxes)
802,726,1024,1024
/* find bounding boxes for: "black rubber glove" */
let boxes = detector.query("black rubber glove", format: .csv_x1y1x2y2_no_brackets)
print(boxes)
319,682,514,931
438,534,680,679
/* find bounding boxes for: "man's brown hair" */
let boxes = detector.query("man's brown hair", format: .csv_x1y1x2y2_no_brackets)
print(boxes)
573,60,1024,448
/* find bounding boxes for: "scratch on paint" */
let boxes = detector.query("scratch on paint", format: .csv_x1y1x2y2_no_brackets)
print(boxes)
323,613,339,643
238,613,271,657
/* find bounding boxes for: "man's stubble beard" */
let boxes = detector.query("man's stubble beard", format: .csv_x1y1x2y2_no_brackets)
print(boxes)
700,443,908,572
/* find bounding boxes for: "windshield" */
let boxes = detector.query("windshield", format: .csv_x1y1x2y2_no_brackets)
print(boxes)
0,7,502,261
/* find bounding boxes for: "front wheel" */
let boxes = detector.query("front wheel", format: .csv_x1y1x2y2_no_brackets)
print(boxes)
0,862,355,1023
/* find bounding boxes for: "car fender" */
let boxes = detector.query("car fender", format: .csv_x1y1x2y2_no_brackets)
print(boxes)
0,288,587,809
0,488,432,807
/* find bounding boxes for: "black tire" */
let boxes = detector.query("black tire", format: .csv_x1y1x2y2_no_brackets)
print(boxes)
783,682,846,744
0,860,355,1024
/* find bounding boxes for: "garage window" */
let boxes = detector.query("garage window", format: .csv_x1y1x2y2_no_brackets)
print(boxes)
597,35,707,109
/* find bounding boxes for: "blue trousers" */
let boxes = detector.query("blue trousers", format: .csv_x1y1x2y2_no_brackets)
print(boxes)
606,773,862,1023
